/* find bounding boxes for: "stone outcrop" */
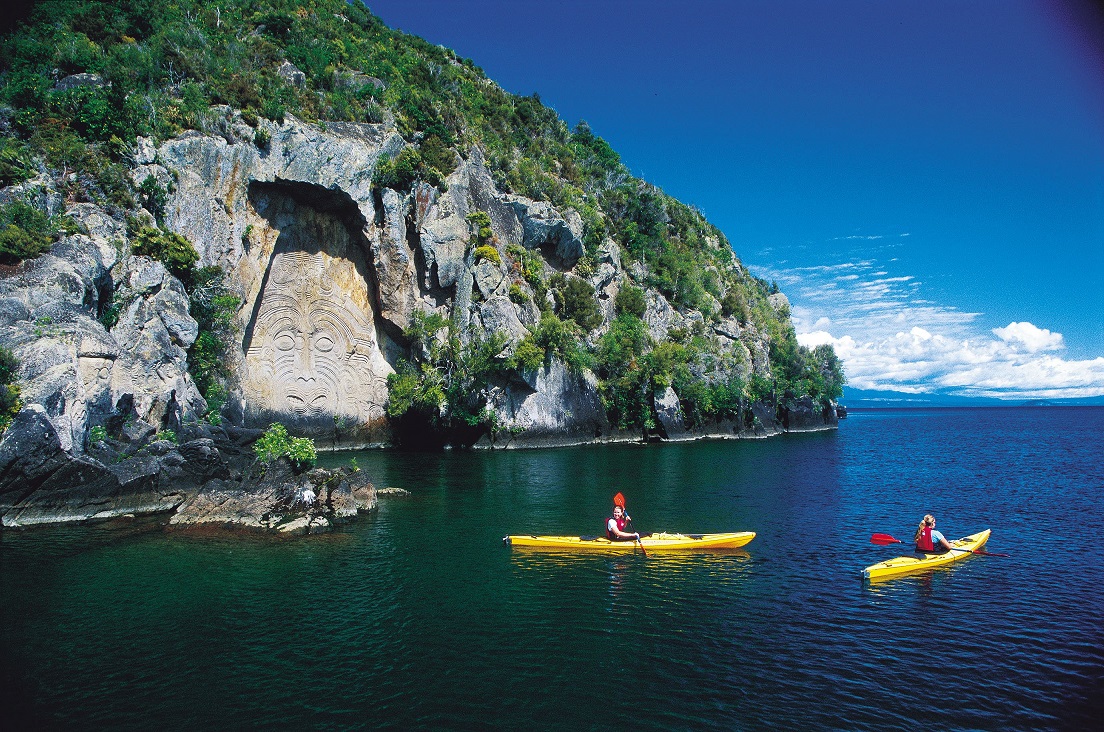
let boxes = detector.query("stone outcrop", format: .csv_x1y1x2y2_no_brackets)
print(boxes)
0,404,375,532
0,230,204,453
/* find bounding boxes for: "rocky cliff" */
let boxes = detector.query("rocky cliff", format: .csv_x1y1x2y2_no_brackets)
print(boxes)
0,0,842,527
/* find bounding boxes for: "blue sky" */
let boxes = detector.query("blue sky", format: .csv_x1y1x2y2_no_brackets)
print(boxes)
363,0,1104,400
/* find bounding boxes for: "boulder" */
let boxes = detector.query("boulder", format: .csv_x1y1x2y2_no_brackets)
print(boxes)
55,73,105,91
278,61,306,88
654,386,688,439
477,296,528,351
507,198,585,268
486,360,608,447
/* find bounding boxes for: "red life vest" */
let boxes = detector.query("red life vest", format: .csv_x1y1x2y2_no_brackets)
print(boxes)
916,525,934,552
607,515,627,540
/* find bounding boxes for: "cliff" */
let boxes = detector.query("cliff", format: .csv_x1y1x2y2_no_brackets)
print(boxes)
0,0,842,526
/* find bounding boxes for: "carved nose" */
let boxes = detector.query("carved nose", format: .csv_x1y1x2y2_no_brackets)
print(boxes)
295,333,315,377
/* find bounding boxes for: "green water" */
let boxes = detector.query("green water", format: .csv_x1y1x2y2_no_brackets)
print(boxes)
2,411,1102,729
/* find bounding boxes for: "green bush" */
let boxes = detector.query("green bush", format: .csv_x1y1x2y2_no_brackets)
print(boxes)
473,244,500,266
254,127,271,149
186,267,241,420
467,211,493,244
254,423,317,472
511,336,544,371
88,425,108,443
373,146,442,190
615,285,646,318
136,174,169,223
0,139,35,187
0,347,20,434
131,226,199,281
155,429,177,443
558,276,602,332
0,202,55,265
507,283,529,305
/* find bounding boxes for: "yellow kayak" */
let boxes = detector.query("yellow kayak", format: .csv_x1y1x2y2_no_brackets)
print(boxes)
504,531,755,551
862,529,992,580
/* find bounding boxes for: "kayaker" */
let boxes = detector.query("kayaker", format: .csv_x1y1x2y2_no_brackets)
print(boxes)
607,504,641,542
914,514,953,553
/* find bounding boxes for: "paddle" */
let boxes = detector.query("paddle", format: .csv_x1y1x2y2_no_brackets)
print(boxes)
870,533,1010,557
614,492,647,557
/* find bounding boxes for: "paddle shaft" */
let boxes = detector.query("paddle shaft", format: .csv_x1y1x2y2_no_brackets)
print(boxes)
626,517,648,557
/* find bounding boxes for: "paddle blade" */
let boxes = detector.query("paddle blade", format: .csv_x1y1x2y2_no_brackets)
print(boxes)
613,492,626,508
871,533,903,545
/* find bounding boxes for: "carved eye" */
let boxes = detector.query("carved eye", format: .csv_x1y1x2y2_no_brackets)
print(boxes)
315,334,335,352
274,333,296,351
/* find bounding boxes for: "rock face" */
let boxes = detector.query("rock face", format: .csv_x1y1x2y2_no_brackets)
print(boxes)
2,110,835,480
0,233,204,454
0,404,375,532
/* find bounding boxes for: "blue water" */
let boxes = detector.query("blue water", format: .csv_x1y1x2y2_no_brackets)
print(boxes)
1,407,1101,730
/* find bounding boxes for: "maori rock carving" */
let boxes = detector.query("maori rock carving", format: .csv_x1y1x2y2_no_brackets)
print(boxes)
244,249,390,434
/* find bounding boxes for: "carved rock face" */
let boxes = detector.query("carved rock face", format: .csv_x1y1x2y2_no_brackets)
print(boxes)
242,188,393,440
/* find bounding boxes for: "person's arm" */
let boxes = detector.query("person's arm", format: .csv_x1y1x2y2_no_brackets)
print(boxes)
933,530,953,550
609,521,639,540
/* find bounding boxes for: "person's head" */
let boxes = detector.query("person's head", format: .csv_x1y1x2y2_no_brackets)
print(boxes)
612,505,624,518
922,514,935,527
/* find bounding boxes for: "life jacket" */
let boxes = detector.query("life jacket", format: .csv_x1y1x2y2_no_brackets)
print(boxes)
915,525,934,552
607,515,628,540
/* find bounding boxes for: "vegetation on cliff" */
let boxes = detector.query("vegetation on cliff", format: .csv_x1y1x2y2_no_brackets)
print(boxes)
1,0,844,444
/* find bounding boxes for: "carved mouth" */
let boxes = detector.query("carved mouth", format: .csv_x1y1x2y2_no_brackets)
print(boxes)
285,391,330,415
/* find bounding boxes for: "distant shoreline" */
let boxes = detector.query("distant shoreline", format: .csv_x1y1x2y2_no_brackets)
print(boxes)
843,403,1104,410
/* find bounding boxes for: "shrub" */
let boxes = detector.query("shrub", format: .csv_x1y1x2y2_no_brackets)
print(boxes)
373,146,441,190
507,283,528,305
254,423,317,472
88,425,108,443
186,267,241,420
155,429,177,443
131,226,199,281
615,285,646,318
466,211,493,244
0,139,35,187
254,127,271,149
511,336,544,371
0,347,20,434
136,174,169,223
558,276,602,332
473,244,500,266
0,202,54,265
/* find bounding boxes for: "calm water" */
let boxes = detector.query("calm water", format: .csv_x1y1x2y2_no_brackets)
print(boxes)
1,407,1102,730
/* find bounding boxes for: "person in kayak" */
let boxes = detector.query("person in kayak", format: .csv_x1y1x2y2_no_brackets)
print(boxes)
607,504,641,542
914,514,953,553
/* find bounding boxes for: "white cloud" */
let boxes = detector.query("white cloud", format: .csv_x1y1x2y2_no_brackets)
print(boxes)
992,322,1064,352
752,250,1104,400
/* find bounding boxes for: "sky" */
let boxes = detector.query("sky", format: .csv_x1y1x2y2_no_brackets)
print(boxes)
362,0,1104,401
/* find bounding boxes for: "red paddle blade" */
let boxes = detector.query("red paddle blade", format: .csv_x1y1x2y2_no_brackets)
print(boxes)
613,492,625,508
871,533,903,545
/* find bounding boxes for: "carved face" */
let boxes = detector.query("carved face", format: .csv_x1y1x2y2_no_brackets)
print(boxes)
245,250,388,425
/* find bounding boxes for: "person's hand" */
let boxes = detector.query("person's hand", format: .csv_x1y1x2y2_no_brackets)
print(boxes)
634,532,640,540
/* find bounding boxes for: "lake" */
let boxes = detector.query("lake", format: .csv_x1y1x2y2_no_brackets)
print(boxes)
1,407,1101,730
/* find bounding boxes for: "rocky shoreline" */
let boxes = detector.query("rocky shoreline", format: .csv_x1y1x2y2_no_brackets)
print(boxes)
0,390,834,531
0,404,375,533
